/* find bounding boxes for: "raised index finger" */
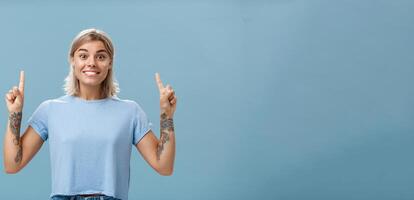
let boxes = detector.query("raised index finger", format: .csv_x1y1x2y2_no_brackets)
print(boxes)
19,70,25,93
155,72,164,92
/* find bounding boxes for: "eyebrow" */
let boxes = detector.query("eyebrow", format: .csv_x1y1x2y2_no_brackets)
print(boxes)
96,49,109,54
77,49,108,54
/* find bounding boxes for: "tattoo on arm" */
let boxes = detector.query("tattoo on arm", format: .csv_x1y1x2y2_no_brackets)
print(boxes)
9,112,23,163
15,146,23,163
157,113,174,160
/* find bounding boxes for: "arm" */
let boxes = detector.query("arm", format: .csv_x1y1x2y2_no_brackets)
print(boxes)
4,125,44,174
136,117,175,176
136,73,177,176
3,71,44,174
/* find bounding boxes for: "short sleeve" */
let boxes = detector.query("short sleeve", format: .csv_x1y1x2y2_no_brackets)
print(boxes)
27,100,50,141
132,102,153,145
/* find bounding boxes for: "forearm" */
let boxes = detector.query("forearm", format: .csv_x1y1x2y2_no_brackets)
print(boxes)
156,112,175,175
3,112,23,172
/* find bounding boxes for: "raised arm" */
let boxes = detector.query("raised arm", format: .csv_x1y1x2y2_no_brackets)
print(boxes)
3,71,44,174
136,73,177,176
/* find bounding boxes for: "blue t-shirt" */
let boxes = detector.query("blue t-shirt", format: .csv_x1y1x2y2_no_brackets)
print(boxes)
28,95,152,200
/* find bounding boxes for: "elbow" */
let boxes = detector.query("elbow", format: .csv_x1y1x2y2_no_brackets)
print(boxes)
157,168,174,176
4,167,20,174
4,163,21,174
159,171,173,176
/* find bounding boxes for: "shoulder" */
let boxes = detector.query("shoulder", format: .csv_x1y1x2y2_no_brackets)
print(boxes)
109,96,148,115
39,95,71,106
110,96,142,108
44,95,72,103
34,95,76,111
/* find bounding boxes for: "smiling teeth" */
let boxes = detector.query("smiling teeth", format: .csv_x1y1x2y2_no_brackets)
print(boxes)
84,71,98,75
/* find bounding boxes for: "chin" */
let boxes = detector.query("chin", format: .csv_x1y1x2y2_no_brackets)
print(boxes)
79,79,104,87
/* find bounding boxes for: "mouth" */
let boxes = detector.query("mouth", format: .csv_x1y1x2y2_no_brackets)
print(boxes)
82,70,101,77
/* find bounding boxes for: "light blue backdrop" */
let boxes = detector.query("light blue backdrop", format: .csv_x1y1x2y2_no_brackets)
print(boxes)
1,0,413,199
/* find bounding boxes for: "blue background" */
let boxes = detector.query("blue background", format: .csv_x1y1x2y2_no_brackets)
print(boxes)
1,0,414,199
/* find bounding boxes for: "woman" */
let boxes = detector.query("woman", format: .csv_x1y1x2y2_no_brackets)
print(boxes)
3,28,177,200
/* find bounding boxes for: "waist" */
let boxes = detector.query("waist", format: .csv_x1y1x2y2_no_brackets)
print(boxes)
79,194,103,197
51,194,116,200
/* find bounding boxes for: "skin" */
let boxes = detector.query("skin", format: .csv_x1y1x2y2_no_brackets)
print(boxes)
137,73,176,175
3,40,177,178
71,41,111,100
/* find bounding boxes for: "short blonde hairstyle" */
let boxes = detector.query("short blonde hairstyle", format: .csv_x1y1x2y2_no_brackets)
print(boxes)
64,28,119,97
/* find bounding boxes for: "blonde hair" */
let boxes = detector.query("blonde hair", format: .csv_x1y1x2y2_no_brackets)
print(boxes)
64,28,119,97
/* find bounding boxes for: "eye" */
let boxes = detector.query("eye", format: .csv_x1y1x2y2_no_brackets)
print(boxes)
96,54,107,61
79,54,88,60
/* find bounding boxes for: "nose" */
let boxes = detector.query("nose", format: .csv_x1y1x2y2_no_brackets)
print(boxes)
86,56,96,67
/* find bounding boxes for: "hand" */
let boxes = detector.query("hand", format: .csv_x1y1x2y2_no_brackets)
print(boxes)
155,73,177,118
5,71,25,113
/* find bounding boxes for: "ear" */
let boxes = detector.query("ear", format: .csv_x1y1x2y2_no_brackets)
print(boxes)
70,57,75,68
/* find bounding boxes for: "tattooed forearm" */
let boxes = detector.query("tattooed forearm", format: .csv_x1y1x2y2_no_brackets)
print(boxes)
15,146,23,163
157,113,174,160
9,112,22,140
9,112,23,163
160,113,174,131
156,130,170,160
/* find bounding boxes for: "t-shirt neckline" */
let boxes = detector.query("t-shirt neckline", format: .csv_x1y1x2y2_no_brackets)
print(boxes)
70,95,111,103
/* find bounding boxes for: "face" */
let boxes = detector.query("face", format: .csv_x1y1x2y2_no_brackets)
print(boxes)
71,40,112,90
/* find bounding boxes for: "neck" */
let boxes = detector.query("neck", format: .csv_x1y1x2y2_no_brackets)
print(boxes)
77,85,104,100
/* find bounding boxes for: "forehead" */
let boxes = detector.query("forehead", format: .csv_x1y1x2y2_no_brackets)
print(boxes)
76,40,107,52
